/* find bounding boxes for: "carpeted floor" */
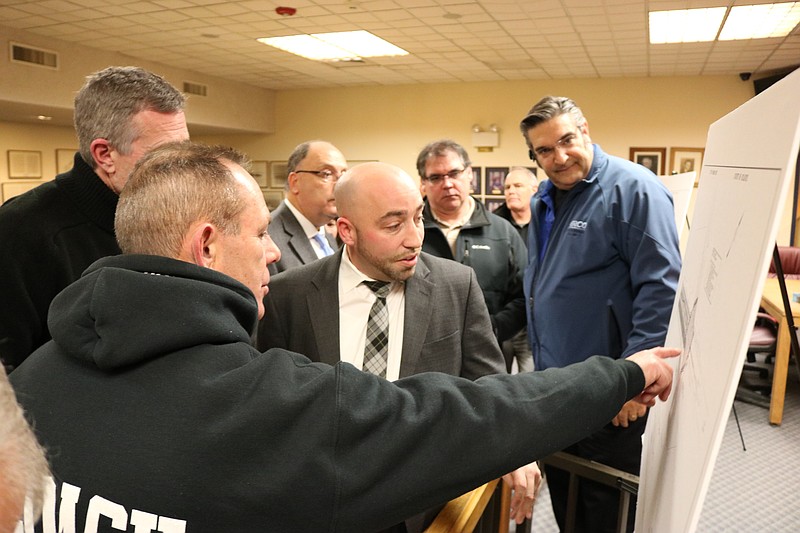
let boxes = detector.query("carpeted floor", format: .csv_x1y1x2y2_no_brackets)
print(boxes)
528,366,800,532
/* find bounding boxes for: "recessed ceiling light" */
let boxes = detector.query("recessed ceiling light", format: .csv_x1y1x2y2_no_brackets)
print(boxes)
650,3,800,44
257,30,408,61
649,7,727,43
719,3,800,40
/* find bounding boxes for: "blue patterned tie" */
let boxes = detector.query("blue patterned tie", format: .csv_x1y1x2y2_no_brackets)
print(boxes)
312,233,334,257
362,281,391,377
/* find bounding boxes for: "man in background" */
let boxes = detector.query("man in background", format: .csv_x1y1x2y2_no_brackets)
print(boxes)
416,139,528,346
0,66,188,371
0,367,48,531
11,141,679,532
268,140,346,274
259,161,540,531
494,166,539,245
493,166,539,373
519,96,681,532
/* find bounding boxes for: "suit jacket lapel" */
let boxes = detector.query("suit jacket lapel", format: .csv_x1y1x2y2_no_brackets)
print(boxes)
281,206,321,265
400,256,434,378
309,252,342,365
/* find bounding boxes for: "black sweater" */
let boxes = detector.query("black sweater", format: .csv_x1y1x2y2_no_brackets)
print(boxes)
12,254,646,532
0,153,120,370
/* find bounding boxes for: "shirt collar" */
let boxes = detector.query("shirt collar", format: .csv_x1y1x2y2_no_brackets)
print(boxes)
340,245,398,295
430,195,475,230
284,198,323,238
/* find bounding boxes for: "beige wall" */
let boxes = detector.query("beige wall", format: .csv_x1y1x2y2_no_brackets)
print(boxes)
196,75,753,180
0,123,77,202
0,25,276,134
5,73,793,243
194,74,796,242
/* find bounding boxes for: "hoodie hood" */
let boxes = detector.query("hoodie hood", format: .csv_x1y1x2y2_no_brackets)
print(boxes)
48,254,258,370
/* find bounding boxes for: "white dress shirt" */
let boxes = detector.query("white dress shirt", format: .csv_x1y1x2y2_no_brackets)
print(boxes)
283,198,329,259
338,247,406,381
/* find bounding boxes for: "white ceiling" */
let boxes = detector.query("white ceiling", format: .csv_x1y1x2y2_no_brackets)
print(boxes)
1,0,799,91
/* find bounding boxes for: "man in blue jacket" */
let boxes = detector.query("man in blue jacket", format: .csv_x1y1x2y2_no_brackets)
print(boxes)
519,96,681,533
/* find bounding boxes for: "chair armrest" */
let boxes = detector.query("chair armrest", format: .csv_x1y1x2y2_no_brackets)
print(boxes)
424,479,500,533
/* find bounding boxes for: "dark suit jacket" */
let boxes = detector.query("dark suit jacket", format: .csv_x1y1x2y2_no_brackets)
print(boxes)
258,250,507,532
268,200,337,275
258,250,505,380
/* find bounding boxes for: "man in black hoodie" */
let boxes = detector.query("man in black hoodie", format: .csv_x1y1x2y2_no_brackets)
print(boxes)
11,141,679,533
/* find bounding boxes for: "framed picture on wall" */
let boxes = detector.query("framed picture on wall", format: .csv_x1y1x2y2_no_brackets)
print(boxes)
485,198,504,212
669,147,705,179
250,161,268,187
8,150,42,179
56,149,76,174
484,167,508,195
629,147,666,175
470,167,482,193
269,161,288,189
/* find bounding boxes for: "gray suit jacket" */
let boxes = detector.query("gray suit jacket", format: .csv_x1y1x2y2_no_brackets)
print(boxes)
257,250,507,532
258,250,506,380
268,201,337,275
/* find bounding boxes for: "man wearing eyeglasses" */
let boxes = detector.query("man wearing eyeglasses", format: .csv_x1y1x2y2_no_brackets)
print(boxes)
519,96,681,533
416,140,528,346
268,140,346,275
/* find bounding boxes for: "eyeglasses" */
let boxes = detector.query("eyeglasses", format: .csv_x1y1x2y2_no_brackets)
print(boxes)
295,169,343,183
423,168,466,185
531,132,581,161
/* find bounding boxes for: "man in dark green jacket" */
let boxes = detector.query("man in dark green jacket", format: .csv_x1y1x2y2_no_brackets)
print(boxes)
416,139,527,345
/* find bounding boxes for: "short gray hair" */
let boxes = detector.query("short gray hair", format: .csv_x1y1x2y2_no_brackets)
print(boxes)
115,142,250,258
74,66,186,168
519,96,586,149
507,166,538,184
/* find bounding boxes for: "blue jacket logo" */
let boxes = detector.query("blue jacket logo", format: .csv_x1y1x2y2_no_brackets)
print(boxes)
568,220,588,230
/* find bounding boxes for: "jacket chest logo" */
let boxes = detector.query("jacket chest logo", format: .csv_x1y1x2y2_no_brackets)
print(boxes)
568,220,588,231
470,244,491,250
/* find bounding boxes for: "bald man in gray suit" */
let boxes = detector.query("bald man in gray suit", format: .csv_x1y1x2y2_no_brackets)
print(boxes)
258,162,540,533
268,140,345,275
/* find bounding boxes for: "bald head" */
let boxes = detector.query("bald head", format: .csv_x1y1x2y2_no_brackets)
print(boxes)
335,162,418,219
334,162,424,282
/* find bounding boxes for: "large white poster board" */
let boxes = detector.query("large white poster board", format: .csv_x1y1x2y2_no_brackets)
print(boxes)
637,69,800,532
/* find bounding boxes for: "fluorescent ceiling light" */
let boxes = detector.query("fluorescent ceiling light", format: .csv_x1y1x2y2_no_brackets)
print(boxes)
649,7,727,43
719,3,800,40
257,30,408,61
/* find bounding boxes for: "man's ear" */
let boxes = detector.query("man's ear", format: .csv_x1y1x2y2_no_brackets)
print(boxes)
287,171,300,194
580,119,592,143
90,139,115,176
337,216,356,247
187,223,218,268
